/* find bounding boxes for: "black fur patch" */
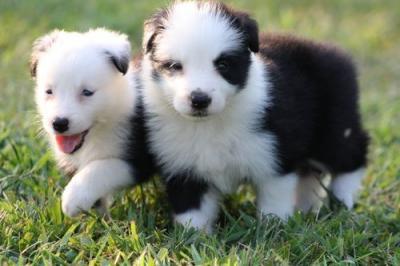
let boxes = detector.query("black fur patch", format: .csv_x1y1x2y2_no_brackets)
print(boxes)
214,49,251,88
219,4,259,53
123,74,157,182
166,173,209,214
259,33,369,175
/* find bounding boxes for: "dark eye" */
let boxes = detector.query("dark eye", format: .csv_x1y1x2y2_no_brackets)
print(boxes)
216,60,229,72
45,89,53,95
162,61,183,72
82,89,94,97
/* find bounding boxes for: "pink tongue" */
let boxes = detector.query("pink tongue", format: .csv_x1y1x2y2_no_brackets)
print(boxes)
56,134,83,154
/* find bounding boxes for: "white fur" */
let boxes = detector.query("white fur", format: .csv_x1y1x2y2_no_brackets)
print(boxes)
257,173,298,219
174,190,220,234
331,168,365,208
33,28,136,216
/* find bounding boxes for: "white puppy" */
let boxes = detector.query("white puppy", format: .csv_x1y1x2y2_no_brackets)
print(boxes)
31,28,140,217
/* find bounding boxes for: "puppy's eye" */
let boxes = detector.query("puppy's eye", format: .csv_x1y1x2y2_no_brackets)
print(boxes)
82,89,94,97
45,89,53,95
162,61,183,72
216,60,229,72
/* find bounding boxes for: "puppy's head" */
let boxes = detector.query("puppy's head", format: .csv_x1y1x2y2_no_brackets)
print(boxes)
143,1,259,118
31,28,131,154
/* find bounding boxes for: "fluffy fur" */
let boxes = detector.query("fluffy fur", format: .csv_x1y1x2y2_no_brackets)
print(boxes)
140,1,369,231
31,28,149,217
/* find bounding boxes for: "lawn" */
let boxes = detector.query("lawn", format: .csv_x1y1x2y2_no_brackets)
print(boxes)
1,0,399,264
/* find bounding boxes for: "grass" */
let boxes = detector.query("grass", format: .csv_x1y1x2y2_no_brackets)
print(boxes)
1,0,399,264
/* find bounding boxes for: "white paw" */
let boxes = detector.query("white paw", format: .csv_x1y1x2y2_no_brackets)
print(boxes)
259,206,293,221
175,210,214,234
256,173,298,221
331,168,365,209
61,183,97,217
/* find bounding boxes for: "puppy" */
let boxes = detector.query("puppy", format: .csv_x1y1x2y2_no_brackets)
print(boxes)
140,1,369,232
31,28,151,217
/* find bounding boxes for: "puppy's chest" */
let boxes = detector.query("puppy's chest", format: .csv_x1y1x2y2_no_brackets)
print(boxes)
149,117,276,191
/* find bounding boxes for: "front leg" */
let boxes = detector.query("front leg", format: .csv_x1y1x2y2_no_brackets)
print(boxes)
166,176,220,234
256,173,298,220
62,159,134,217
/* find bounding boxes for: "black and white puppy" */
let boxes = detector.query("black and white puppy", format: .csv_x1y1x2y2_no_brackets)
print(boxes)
140,1,369,232
31,29,151,217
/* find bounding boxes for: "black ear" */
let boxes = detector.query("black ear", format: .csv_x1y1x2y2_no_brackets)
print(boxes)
30,30,62,78
107,53,129,75
142,8,169,54
231,11,260,53
142,22,158,54
143,30,158,54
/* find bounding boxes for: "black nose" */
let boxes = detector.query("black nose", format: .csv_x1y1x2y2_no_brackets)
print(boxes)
52,117,69,133
190,91,212,109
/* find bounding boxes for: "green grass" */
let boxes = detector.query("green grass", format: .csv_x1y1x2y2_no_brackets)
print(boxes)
1,0,399,264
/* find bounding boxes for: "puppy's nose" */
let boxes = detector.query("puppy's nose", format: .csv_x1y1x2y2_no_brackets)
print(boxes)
190,91,212,109
52,117,69,133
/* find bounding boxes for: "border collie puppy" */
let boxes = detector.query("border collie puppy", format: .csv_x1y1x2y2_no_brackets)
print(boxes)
140,1,368,232
31,29,150,217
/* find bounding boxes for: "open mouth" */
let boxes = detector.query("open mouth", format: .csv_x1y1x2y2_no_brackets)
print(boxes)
55,130,89,154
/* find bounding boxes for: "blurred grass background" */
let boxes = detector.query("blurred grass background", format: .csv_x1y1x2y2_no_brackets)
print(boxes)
0,0,399,264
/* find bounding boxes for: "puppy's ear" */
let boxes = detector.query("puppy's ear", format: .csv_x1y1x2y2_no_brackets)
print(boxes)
108,53,129,75
30,30,63,78
105,35,130,75
231,11,260,53
142,9,169,54
142,22,157,54
87,28,131,75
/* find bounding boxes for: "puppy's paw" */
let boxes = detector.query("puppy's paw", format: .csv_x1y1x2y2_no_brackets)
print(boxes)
174,211,214,234
61,183,96,217
258,205,293,221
